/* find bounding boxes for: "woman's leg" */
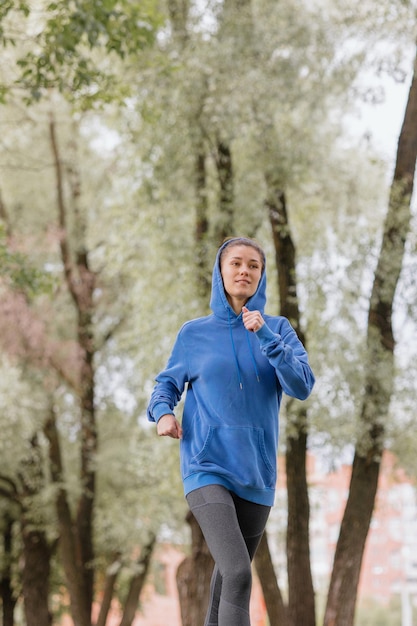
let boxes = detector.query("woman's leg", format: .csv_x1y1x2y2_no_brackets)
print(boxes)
231,490,270,560
186,485,270,626
204,566,222,626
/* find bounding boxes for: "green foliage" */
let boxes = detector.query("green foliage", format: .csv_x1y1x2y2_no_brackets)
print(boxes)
0,1,29,42
1,0,162,105
95,411,186,556
0,357,48,479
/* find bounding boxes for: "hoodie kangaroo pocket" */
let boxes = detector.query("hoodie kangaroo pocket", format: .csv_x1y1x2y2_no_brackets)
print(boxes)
191,425,275,489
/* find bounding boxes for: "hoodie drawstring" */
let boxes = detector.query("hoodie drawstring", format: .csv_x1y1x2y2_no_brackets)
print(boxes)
246,331,261,382
228,309,243,389
228,309,261,389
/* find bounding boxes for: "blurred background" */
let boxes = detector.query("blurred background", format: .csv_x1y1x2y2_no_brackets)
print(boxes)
0,1,416,625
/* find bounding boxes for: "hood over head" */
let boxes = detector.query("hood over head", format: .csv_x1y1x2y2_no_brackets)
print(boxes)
210,237,267,320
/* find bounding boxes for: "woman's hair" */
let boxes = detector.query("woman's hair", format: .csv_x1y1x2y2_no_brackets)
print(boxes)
219,237,266,271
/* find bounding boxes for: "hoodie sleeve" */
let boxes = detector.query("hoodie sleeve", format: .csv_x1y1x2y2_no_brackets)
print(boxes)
147,330,189,423
254,318,315,400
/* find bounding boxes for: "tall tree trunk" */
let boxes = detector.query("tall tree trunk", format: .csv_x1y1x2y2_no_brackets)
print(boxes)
324,45,417,626
285,408,314,626
267,186,316,626
0,517,17,626
194,141,210,298
49,112,98,625
214,139,235,243
19,434,52,626
95,554,122,626
176,511,214,626
44,405,91,626
119,534,156,626
254,531,288,625
21,524,52,626
65,120,98,616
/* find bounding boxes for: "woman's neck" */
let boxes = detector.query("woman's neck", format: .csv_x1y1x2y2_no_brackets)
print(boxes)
227,295,247,315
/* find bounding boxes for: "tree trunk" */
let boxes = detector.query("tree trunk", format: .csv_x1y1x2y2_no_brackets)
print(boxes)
194,142,211,298
254,531,288,625
214,140,235,243
75,320,96,617
176,511,214,626
49,112,98,626
21,524,52,626
324,45,417,626
95,554,122,626
0,517,17,626
285,411,315,626
119,534,156,626
324,455,379,626
44,405,92,626
267,187,316,626
19,434,52,626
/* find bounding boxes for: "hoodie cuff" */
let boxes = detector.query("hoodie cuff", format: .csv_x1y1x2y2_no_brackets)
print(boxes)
255,322,280,346
153,403,175,422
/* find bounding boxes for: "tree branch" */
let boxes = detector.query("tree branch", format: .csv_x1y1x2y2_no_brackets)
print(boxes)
48,111,78,305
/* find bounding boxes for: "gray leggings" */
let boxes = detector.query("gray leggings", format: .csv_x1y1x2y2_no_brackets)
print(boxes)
186,485,271,626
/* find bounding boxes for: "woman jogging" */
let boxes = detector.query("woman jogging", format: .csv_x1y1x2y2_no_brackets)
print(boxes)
147,236,315,626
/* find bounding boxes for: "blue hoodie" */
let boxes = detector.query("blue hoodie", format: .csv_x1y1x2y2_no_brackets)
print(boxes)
147,240,315,506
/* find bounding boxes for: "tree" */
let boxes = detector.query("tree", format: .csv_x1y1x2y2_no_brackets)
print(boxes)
265,188,315,626
0,511,16,626
176,512,214,626
0,360,55,626
1,0,160,106
323,44,417,626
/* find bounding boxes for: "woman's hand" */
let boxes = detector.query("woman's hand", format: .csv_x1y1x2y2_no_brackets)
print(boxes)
157,414,183,439
242,306,265,332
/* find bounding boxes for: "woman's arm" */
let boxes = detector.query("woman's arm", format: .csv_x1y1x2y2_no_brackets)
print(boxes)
252,315,315,400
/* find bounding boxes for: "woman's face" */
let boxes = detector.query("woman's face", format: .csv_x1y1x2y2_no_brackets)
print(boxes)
220,245,263,307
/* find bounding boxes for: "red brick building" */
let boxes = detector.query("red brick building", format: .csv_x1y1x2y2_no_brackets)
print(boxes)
304,451,417,603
